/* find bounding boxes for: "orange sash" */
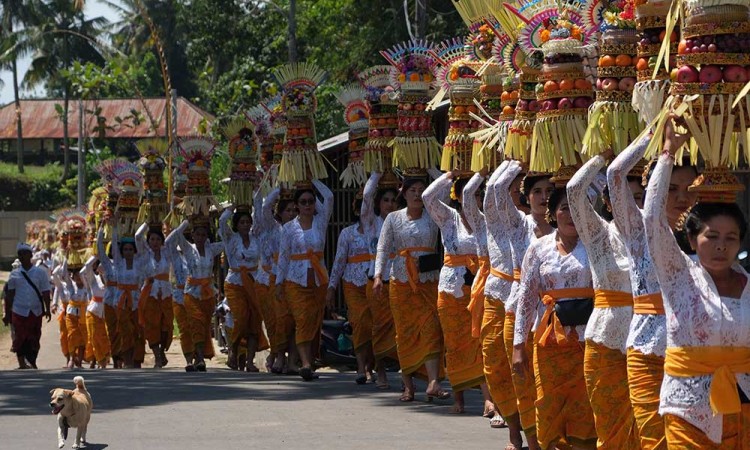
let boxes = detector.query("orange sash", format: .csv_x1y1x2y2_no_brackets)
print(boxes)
347,253,374,264
535,287,595,347
290,250,329,285
397,246,435,292
138,273,170,326
92,296,103,303
443,254,479,275
117,283,139,310
230,266,257,288
513,269,521,282
467,256,491,338
665,346,750,415
633,293,665,315
593,289,633,308
490,267,515,282
186,277,214,300
106,281,117,288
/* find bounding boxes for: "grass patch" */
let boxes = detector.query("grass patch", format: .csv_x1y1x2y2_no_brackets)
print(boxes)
0,161,63,181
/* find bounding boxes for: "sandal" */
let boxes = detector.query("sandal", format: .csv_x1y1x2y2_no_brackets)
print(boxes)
490,415,507,429
399,392,415,402
300,367,315,381
449,404,465,414
185,364,196,372
483,406,497,418
355,375,367,385
195,361,207,372
425,389,452,401
376,380,390,390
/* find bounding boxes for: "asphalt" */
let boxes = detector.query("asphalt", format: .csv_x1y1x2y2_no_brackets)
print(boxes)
0,369,512,449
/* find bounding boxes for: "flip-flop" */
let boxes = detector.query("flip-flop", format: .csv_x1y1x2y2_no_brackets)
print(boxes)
483,407,497,418
399,392,415,402
426,390,452,401
490,415,508,429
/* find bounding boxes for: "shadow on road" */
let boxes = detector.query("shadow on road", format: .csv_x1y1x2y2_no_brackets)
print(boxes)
0,370,486,418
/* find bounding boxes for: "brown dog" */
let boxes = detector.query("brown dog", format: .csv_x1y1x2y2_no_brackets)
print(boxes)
49,376,92,449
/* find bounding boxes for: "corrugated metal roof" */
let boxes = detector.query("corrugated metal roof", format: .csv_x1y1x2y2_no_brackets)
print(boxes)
0,97,214,139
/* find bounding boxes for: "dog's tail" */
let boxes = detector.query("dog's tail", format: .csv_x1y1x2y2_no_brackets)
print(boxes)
73,376,86,391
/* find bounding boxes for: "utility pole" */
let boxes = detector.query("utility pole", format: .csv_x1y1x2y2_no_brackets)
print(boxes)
76,99,85,208
288,0,298,62
415,0,429,39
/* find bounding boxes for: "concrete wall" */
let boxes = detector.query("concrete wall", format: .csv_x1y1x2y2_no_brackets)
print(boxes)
0,211,52,262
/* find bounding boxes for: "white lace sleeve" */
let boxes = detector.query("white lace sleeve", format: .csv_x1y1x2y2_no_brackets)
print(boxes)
111,227,122,266
361,172,380,236
96,228,114,279
514,239,542,345
251,189,263,237
492,161,524,232
568,155,609,249
462,172,486,239
81,255,96,290
135,222,149,256
276,223,291,286
219,208,234,244
375,214,394,279
643,154,694,309
313,179,334,225
607,134,650,244
261,188,280,233
422,173,454,229
328,227,350,290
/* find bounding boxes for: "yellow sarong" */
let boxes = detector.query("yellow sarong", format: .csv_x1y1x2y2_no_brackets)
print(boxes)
482,297,518,419
584,340,641,449
366,280,397,362
104,303,117,357
627,348,667,450
224,267,269,352
256,277,283,353
66,300,88,350
184,277,216,359
342,281,373,352
114,283,139,355
437,285,485,392
503,311,537,436
285,281,326,347
467,256,490,338
389,280,444,376
665,405,750,449
533,333,597,449
173,293,194,356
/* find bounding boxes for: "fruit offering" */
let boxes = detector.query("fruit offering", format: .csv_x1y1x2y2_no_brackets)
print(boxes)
359,65,398,173
336,85,370,188
439,58,481,174
506,53,543,162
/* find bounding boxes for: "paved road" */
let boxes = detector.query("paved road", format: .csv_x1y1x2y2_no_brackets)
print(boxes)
0,369,512,449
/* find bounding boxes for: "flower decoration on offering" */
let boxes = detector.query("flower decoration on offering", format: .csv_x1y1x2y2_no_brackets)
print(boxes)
335,84,370,188
222,116,259,209
110,160,143,239
505,0,595,171
453,0,496,61
177,135,218,218
688,165,745,204
258,95,286,188
582,0,643,157
506,51,545,161
56,209,89,270
358,65,399,173
135,138,169,228
631,0,678,125
246,104,274,171
87,186,110,241
381,39,441,171
645,0,750,168
273,63,328,184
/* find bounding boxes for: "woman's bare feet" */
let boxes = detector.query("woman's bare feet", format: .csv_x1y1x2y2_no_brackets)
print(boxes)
450,391,465,414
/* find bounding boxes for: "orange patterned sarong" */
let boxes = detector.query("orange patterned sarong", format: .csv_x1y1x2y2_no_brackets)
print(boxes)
142,295,175,350
86,309,110,364
533,336,597,449
184,287,216,359
389,280,444,376
366,280,397,362
584,340,641,449
437,287,485,392
482,297,518,419
627,348,667,450
256,281,282,353
104,304,117,357
343,282,373,351
173,300,193,355
65,302,88,351
225,278,269,352
285,282,326,347
503,311,537,436
665,405,750,449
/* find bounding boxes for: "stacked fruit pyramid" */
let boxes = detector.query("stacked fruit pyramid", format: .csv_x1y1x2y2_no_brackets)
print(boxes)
647,0,750,168
177,136,218,217
632,0,677,124
506,52,544,162
358,65,399,173
335,84,370,188
223,117,259,208
524,4,595,171
583,0,643,156
380,39,441,172
246,102,275,191
273,62,328,184
135,138,169,227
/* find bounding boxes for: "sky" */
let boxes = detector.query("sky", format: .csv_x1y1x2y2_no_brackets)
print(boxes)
0,1,120,105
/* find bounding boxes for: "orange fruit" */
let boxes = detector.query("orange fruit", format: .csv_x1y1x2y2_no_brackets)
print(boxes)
615,54,632,67
509,90,519,100
559,79,575,91
677,40,688,55
502,105,515,115
454,106,467,115
599,55,616,67
543,80,559,92
574,78,591,90
467,105,479,114
501,91,511,101
636,58,649,71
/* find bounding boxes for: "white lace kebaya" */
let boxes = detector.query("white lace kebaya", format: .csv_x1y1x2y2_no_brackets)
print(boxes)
135,222,174,299
644,153,750,443
81,256,105,319
328,224,371,289
218,202,261,287
256,188,282,287
362,172,393,280
166,221,224,299
513,232,592,346
568,155,633,354
607,134,666,357
422,173,478,298
111,228,145,310
96,228,120,308
275,180,334,288
374,208,440,285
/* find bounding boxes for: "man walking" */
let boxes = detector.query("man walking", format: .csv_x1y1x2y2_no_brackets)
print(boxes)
3,243,51,369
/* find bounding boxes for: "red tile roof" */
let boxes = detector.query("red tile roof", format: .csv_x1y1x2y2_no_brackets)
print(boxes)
0,97,214,139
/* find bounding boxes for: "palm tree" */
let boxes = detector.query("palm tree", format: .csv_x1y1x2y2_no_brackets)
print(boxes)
16,0,106,180
0,0,39,173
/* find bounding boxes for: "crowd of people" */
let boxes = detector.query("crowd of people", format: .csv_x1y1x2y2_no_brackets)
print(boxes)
2,120,748,449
